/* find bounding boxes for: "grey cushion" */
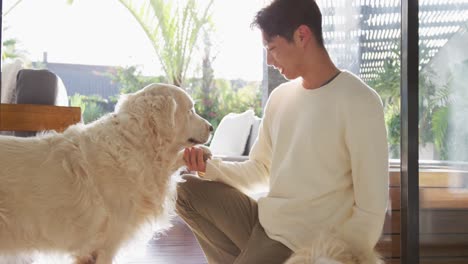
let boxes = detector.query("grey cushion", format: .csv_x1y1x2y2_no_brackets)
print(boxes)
15,69,59,105
14,69,60,137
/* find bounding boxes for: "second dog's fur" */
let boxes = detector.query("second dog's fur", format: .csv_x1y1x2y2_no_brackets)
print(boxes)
0,83,212,263
284,231,383,264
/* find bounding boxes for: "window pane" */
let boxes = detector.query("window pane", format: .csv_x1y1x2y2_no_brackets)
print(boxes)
418,1,468,263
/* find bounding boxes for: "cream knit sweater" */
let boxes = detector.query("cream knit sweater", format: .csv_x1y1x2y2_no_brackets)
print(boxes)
204,71,389,252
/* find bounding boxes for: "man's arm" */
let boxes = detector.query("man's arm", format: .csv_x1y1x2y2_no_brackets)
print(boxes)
184,118,272,195
340,89,389,249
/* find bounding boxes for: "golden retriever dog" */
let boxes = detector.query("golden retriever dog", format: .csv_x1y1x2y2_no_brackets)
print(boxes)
0,83,212,264
284,231,383,264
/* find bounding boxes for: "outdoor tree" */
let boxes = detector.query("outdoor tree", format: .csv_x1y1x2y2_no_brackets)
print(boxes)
107,65,166,95
192,28,218,123
1,35,27,62
366,47,465,161
59,0,213,87
118,0,214,87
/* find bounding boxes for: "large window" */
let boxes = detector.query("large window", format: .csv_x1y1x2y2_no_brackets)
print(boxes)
418,1,468,263
292,1,468,263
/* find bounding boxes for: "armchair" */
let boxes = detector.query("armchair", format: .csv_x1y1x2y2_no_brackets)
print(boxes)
0,68,81,134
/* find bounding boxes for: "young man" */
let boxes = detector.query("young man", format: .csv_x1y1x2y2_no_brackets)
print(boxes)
176,0,389,263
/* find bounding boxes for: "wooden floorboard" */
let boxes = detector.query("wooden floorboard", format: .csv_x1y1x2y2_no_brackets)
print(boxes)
22,218,207,264
4,213,468,264
117,218,207,264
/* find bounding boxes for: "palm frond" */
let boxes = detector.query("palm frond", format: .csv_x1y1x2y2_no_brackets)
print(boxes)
119,0,213,87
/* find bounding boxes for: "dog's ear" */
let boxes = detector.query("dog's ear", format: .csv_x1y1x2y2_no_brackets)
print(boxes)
149,95,176,131
115,89,177,134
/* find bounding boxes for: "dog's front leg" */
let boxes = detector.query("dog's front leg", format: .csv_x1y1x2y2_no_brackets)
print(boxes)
170,150,186,172
94,255,113,264
74,252,97,264
93,249,117,264
76,242,119,264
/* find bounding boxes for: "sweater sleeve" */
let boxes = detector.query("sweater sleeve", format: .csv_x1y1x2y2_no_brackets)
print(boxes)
340,89,389,249
202,102,274,194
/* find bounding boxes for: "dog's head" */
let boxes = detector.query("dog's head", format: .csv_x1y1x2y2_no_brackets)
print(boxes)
116,83,212,148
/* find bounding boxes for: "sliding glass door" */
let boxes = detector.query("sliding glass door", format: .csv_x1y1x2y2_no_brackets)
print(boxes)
310,1,468,263
417,1,468,263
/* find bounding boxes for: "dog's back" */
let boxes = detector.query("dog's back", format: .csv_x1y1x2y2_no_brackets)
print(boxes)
0,131,109,254
0,119,177,259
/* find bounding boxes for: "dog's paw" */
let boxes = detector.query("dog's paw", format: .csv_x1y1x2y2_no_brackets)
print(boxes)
197,145,212,162
74,253,97,264
172,145,212,173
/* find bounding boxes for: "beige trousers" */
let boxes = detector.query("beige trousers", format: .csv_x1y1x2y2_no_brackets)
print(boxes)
176,175,293,264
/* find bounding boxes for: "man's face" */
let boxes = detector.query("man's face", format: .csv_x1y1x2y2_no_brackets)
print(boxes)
263,31,303,80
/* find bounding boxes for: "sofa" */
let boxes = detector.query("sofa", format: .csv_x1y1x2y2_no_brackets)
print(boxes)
209,109,262,162
0,61,78,136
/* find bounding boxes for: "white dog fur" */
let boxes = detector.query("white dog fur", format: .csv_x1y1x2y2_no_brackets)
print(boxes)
0,83,212,264
284,231,383,264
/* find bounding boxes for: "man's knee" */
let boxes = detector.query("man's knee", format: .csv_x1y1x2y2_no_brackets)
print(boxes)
176,175,204,214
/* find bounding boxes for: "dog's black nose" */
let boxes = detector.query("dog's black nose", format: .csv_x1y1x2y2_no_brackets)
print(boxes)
209,125,214,132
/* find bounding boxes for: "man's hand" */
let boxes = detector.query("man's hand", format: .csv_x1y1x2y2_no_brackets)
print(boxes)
184,146,212,174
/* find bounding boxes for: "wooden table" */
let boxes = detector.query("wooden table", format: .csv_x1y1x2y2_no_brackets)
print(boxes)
0,103,81,132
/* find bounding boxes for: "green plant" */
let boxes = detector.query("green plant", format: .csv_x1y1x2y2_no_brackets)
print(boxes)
384,103,401,158
367,54,401,111
2,38,23,61
432,60,468,161
365,45,466,160
82,101,105,124
191,79,262,130
431,106,449,159
107,65,166,96
69,93,111,124
186,27,262,130
367,53,401,158
69,93,86,114
118,0,214,87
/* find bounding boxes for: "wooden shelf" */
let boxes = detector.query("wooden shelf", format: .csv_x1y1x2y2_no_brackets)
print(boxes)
0,103,81,132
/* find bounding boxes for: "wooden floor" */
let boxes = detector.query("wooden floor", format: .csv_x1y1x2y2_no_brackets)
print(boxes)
120,218,208,264
111,218,205,264
20,217,207,264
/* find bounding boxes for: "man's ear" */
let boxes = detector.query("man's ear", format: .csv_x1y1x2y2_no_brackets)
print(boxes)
295,25,313,46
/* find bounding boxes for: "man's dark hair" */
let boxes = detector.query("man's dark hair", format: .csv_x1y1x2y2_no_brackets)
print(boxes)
251,0,324,47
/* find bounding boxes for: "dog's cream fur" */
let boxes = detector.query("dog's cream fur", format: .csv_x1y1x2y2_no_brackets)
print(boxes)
0,83,212,264
284,231,383,264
